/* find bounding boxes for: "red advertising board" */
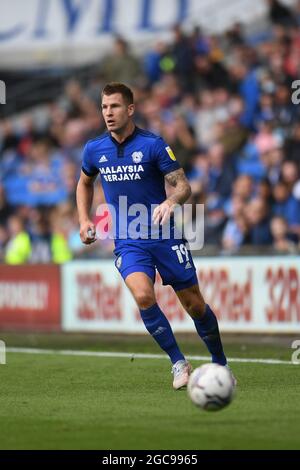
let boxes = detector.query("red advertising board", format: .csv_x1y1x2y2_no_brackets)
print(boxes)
0,265,61,331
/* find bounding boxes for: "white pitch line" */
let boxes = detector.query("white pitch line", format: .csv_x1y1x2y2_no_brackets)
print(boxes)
6,347,294,365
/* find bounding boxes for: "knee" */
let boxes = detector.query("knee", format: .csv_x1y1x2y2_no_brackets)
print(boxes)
184,296,206,319
135,290,156,310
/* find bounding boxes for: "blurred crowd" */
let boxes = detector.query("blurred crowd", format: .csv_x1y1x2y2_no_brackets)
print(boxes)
1,0,300,263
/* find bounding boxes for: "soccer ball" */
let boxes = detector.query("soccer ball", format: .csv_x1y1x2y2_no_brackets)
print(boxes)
187,363,236,411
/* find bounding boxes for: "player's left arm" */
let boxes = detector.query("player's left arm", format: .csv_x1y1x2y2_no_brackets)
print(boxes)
152,169,191,225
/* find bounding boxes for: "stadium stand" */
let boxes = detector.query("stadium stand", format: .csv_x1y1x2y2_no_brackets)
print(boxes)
1,0,300,263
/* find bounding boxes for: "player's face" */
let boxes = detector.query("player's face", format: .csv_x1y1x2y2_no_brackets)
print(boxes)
101,93,134,133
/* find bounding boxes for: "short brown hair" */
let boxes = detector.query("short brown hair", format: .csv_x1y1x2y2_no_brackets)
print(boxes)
101,82,134,105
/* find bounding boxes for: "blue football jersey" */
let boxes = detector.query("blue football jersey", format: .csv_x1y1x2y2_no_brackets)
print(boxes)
81,127,180,243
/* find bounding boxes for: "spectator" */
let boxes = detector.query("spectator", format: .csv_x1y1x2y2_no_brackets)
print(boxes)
280,160,299,193
273,83,296,130
222,195,248,252
256,178,274,205
261,140,284,185
270,215,298,253
272,180,300,236
194,54,230,92
0,225,8,262
0,184,13,224
160,114,196,172
48,205,73,263
231,174,254,203
187,150,209,195
284,121,300,163
229,61,260,129
267,0,297,27
206,143,236,205
28,208,53,263
144,41,168,84
100,36,142,85
5,215,31,264
244,197,273,245
170,25,195,90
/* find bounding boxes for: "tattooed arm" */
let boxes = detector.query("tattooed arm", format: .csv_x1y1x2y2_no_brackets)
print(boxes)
152,169,191,225
165,168,192,206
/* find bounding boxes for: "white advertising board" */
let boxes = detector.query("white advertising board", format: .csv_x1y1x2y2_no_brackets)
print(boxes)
62,257,300,333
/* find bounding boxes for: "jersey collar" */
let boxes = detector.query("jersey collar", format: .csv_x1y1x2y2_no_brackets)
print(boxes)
109,126,139,147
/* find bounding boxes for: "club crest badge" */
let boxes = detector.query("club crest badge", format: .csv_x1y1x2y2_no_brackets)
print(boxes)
131,151,143,163
116,256,122,269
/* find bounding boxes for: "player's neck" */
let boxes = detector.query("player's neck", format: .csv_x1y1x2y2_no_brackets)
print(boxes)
110,121,135,144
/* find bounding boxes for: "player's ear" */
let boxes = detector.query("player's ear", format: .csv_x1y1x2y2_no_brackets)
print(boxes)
128,104,135,117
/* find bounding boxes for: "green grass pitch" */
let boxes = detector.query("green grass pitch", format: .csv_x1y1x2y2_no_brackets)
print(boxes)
0,334,299,450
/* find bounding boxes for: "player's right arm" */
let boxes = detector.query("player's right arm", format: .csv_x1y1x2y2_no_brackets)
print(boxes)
76,170,97,244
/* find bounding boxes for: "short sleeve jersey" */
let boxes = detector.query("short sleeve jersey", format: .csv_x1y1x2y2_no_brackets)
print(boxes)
82,127,180,242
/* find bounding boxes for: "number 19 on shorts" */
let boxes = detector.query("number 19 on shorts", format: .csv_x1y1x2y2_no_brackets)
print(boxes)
172,244,190,264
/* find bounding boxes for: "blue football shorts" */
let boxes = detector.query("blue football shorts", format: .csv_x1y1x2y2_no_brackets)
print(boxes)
114,238,198,291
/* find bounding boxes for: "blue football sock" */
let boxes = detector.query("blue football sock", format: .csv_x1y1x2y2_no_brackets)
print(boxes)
140,303,185,364
193,304,227,366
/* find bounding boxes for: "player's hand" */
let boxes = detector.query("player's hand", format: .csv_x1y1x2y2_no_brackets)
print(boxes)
79,221,97,244
152,199,175,225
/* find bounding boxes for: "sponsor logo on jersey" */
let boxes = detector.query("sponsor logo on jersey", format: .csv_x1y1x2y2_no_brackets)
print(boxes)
99,164,144,182
131,151,143,163
165,146,176,161
99,155,108,163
